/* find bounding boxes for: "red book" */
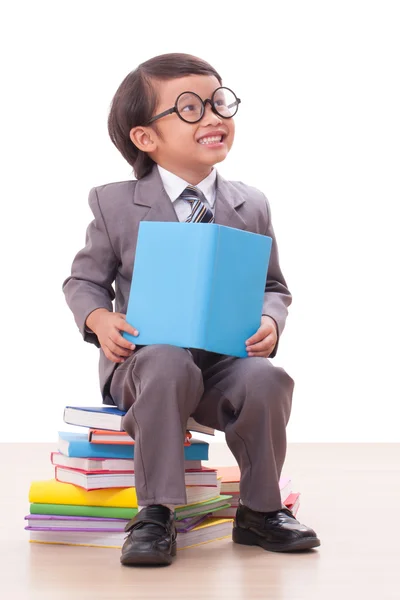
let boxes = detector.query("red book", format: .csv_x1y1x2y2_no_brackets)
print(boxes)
55,465,220,491
50,452,203,473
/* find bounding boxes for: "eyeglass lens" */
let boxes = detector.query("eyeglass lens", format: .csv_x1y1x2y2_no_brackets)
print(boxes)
177,88,239,123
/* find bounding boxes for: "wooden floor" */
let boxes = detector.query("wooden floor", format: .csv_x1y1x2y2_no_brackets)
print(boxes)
1,443,399,599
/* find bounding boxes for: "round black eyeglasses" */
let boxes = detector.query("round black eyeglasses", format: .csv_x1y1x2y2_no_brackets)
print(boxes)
147,87,241,125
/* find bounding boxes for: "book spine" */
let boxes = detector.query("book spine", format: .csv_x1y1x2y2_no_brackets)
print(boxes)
203,226,221,350
191,225,219,349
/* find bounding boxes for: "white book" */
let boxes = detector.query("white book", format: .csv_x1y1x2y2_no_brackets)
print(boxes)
55,466,218,490
63,406,214,436
185,479,222,505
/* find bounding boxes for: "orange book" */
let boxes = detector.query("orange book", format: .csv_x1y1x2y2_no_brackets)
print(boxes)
89,429,191,446
217,466,240,482
216,466,240,494
217,466,292,499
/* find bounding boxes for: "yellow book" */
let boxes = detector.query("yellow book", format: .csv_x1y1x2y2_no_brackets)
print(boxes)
29,478,223,509
28,479,138,508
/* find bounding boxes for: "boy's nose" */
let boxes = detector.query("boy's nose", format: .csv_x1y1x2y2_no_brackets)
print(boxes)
202,101,223,126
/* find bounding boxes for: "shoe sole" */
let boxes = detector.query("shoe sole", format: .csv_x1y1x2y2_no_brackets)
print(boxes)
120,542,177,566
232,526,321,552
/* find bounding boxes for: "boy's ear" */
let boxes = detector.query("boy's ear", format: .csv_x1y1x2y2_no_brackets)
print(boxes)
129,126,157,153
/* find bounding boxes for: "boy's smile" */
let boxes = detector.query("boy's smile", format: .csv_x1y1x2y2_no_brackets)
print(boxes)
197,129,227,147
130,75,236,184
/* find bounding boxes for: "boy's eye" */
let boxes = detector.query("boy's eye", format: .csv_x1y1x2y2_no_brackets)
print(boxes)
181,104,197,112
177,93,203,120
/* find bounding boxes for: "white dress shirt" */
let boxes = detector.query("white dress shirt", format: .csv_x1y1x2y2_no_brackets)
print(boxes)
157,165,217,222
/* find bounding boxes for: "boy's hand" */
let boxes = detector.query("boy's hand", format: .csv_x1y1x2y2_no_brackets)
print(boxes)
86,309,139,363
246,316,278,358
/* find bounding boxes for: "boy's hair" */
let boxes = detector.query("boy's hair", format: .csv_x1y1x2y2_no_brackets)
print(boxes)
107,53,222,179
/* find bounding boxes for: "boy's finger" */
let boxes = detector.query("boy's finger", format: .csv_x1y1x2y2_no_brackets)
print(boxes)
118,318,139,337
246,329,263,345
109,336,134,356
110,331,136,350
247,350,269,358
247,339,268,352
248,332,275,351
253,341,275,356
104,346,126,364
118,334,136,351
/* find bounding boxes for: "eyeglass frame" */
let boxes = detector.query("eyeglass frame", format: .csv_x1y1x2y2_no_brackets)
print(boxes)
147,86,241,125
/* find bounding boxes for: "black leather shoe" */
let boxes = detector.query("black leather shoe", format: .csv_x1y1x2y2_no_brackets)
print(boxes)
120,505,177,566
233,503,321,552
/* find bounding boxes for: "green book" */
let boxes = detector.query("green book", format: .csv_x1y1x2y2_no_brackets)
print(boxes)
175,495,232,520
30,503,137,519
30,495,232,521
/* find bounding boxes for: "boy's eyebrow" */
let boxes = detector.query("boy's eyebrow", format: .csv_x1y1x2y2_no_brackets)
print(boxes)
178,87,222,98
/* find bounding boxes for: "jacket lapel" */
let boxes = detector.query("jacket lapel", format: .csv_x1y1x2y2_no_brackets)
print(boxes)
133,166,179,222
215,172,247,230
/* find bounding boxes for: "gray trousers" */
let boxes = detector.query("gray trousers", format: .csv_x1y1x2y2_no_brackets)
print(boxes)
109,345,294,512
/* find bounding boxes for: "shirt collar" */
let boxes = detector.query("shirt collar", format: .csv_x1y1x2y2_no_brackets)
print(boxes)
157,164,217,208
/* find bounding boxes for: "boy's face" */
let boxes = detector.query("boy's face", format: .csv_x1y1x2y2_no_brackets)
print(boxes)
131,75,235,182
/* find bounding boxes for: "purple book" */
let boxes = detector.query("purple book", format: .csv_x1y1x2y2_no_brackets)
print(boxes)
25,514,128,532
25,515,127,523
26,526,126,533
25,513,212,534
175,513,211,533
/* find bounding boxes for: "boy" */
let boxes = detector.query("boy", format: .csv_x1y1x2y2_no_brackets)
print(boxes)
63,53,320,566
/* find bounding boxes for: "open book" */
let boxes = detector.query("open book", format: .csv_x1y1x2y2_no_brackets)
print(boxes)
123,222,272,357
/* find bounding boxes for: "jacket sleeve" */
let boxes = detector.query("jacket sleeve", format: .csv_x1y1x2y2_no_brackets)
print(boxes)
261,195,292,358
62,187,119,347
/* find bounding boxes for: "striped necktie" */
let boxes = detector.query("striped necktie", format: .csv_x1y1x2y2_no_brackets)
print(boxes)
180,185,215,223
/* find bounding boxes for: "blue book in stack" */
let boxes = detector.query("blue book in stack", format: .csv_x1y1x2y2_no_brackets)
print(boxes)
123,222,272,357
57,431,209,461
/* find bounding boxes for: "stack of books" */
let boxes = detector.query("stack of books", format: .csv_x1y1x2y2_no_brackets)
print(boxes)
25,406,234,551
25,406,302,550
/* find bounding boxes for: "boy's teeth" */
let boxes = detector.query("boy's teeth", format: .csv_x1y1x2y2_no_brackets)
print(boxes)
198,136,222,144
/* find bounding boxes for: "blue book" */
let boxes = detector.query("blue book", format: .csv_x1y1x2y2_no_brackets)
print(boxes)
63,406,215,436
57,431,209,461
124,222,272,357
64,406,126,431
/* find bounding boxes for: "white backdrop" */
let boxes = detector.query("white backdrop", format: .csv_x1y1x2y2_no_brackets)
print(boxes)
1,1,399,442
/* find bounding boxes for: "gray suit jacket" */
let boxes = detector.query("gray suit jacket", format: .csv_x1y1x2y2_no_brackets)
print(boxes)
63,166,292,403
